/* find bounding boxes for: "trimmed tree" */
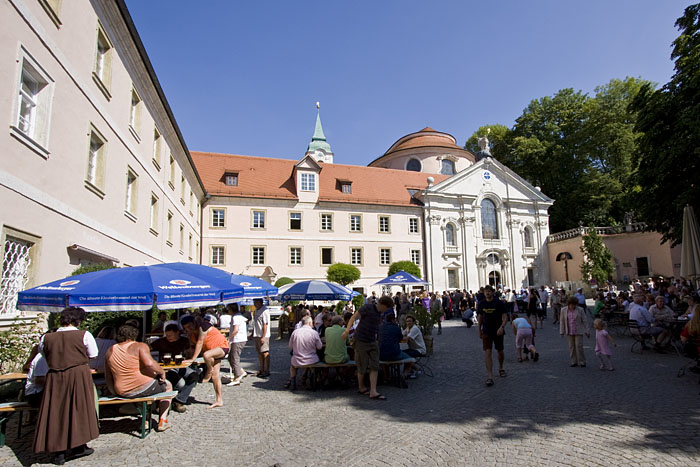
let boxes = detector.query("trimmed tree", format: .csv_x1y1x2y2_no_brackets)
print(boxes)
274,277,294,288
580,229,615,285
387,261,421,278
326,263,360,286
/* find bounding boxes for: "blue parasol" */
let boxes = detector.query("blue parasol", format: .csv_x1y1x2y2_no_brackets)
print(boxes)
373,271,427,286
276,280,354,301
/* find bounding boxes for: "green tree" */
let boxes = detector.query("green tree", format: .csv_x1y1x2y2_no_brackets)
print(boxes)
326,263,360,286
464,124,511,159
631,4,700,245
274,277,294,288
72,262,116,276
580,228,615,285
387,260,422,278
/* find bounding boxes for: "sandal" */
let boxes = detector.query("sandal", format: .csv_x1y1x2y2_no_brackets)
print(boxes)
369,393,387,400
485,378,494,387
357,389,370,395
499,369,507,377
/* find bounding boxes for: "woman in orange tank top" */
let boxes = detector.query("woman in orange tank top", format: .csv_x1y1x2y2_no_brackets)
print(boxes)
182,315,228,409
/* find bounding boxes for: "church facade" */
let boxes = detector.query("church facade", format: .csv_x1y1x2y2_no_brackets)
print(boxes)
195,114,553,294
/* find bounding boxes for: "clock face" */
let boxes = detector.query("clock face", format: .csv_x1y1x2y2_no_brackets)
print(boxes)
482,170,492,181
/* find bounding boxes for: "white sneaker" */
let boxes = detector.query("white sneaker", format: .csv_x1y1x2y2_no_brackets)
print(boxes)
240,371,248,379
226,379,240,387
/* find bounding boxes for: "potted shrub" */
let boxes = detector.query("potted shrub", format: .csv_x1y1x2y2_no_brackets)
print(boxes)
410,304,443,355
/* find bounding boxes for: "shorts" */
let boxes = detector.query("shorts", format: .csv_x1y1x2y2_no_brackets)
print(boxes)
254,336,269,353
354,340,379,374
515,328,533,349
123,378,167,398
482,333,504,351
404,348,423,358
220,347,230,358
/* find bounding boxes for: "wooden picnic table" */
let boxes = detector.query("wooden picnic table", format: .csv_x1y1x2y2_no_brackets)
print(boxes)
0,373,28,382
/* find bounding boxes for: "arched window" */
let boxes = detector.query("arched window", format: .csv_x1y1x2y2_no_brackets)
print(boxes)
481,198,499,239
406,158,422,172
523,227,533,248
440,159,455,175
445,223,456,246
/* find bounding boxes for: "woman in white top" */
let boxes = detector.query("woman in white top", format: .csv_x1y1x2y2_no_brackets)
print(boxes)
226,303,248,385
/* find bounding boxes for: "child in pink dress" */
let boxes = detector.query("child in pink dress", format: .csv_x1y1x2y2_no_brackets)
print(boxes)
594,319,616,371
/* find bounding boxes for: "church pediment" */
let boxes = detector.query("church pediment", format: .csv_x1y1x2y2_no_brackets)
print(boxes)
426,157,553,204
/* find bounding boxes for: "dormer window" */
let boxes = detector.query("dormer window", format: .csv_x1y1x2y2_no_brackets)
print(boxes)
300,173,316,191
224,172,238,186
336,180,352,194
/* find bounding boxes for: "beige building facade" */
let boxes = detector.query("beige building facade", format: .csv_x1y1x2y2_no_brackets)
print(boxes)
548,223,682,285
0,0,204,320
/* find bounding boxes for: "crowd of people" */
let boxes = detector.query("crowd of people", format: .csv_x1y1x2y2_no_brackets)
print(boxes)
15,275,700,464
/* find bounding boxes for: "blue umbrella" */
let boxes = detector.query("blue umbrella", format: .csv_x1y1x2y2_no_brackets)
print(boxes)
276,280,354,301
373,271,427,286
17,262,244,312
229,274,277,299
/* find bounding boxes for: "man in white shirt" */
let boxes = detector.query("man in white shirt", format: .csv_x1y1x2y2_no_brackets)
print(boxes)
253,298,271,377
629,294,663,349
402,315,426,379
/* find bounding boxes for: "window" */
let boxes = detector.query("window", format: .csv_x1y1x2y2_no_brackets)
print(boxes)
300,173,316,191
440,159,455,175
179,224,184,253
481,198,499,239
149,193,159,234
411,249,421,265
14,53,53,155
487,253,499,265
321,247,333,265
252,210,265,229
290,247,302,265
523,227,533,248
351,248,363,266
380,248,391,266
85,126,106,196
152,127,162,169
636,257,650,277
406,158,421,172
211,246,225,266
129,88,141,138
196,202,201,225
379,216,390,233
409,218,419,234
445,223,456,246
189,190,194,214
527,267,535,287
224,173,238,186
1,229,38,317
188,234,193,260
195,241,200,263
341,182,352,194
167,211,173,245
320,213,333,231
169,155,175,189
125,169,138,218
93,24,112,95
180,175,186,204
252,246,265,265
289,212,302,230
211,209,225,228
350,214,362,232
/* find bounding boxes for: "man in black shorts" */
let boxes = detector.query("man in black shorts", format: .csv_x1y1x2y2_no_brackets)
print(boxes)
477,285,508,387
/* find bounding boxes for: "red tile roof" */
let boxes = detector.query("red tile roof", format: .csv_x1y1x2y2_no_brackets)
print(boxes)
191,151,450,207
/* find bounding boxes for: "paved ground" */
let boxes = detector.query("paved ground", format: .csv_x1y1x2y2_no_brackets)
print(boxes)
2,316,700,466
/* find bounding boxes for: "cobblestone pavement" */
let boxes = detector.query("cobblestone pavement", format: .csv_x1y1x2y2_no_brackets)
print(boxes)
2,317,700,466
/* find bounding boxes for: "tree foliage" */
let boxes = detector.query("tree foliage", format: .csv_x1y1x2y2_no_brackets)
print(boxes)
326,263,361,286
464,124,510,159
387,261,422,278
580,229,615,285
468,78,650,233
71,262,117,276
631,4,700,245
274,277,294,288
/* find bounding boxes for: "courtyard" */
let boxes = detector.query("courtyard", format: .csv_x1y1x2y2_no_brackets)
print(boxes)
2,317,699,466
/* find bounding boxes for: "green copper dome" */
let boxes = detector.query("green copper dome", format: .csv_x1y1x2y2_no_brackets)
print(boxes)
306,111,332,154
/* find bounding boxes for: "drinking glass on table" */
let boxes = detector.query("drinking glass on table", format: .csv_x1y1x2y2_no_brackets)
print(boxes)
163,353,172,365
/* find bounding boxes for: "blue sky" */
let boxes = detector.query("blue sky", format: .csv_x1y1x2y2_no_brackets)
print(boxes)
124,0,690,166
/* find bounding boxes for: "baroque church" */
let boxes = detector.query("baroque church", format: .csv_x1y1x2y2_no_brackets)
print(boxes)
194,110,553,294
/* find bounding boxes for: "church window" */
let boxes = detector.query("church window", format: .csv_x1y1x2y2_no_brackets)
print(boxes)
406,158,421,172
524,227,533,248
481,199,499,239
445,223,456,246
440,159,455,175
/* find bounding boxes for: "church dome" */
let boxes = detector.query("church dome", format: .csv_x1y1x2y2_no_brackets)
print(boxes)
369,127,475,174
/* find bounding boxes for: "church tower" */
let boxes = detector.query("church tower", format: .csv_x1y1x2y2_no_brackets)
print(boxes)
305,102,334,164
